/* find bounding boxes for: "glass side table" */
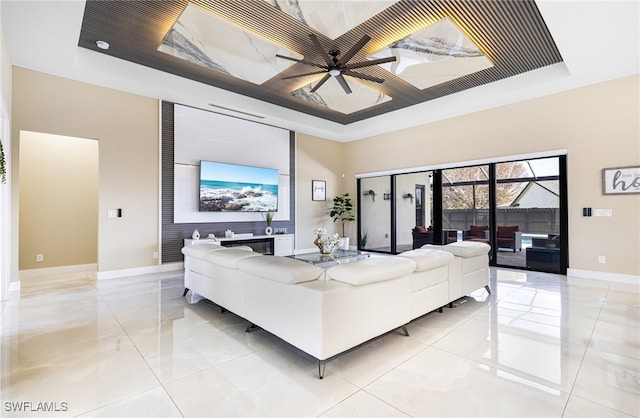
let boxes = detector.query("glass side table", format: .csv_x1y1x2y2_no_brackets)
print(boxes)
288,250,370,268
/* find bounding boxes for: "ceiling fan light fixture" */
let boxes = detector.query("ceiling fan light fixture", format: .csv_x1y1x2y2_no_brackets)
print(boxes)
328,69,341,77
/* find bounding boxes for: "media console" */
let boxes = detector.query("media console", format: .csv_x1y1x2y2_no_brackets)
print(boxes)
184,234,294,256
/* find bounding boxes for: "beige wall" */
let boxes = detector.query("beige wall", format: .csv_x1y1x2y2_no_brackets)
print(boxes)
12,68,159,274
342,75,640,276
9,67,638,278
1,11,12,299
19,132,98,270
295,133,347,251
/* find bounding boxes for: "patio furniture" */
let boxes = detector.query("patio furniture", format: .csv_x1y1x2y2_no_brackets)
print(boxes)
413,226,458,249
497,225,522,252
463,225,489,244
526,235,560,271
412,225,434,249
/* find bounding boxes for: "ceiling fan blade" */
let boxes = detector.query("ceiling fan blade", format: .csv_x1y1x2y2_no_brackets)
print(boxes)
275,54,326,69
337,34,371,66
308,34,334,66
343,70,385,83
281,70,327,80
275,54,300,63
335,74,352,94
347,56,397,70
310,74,331,93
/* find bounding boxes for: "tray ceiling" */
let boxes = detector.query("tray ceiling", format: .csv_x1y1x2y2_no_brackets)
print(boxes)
78,0,563,125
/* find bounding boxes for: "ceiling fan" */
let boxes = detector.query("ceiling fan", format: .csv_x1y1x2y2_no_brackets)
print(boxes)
276,34,396,94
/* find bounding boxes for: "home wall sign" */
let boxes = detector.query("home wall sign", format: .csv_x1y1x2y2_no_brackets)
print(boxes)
312,180,326,201
602,166,640,195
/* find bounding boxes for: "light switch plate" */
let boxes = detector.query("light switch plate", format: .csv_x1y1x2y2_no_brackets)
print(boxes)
593,209,612,217
107,210,118,218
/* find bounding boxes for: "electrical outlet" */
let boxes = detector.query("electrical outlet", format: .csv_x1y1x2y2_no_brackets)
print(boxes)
36,253,44,262
153,251,159,259
598,256,606,264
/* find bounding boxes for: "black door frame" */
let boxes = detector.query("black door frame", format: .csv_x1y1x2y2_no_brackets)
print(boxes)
356,155,568,274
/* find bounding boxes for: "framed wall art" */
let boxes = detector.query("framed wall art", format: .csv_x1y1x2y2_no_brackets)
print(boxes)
312,180,326,201
602,166,640,195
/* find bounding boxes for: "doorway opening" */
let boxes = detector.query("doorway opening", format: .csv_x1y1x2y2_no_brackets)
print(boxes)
18,131,98,287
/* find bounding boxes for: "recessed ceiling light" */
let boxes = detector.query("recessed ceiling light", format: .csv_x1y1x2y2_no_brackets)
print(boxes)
96,40,110,50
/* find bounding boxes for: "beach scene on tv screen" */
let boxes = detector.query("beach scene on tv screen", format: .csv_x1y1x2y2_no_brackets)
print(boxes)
199,161,279,212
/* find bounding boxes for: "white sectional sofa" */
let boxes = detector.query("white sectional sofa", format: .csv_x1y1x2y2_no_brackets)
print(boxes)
421,241,492,298
181,240,490,378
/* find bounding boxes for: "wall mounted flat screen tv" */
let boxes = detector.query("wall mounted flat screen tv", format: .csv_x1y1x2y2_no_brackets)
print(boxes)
199,161,279,212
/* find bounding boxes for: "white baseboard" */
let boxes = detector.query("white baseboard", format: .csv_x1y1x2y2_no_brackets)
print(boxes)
567,268,640,285
19,263,98,279
96,262,184,280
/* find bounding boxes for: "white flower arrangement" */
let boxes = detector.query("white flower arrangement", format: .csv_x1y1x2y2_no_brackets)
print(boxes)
313,228,341,254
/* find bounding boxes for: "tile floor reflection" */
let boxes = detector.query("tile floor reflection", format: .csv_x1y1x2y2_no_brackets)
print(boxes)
1,268,638,417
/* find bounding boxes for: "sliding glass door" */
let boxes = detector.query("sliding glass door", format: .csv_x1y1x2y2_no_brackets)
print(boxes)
442,165,490,245
495,157,564,272
359,175,391,252
395,172,433,252
356,155,567,273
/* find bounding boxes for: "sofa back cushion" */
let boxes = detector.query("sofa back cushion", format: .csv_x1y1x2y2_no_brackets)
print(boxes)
326,256,416,286
181,243,226,259
204,249,262,268
498,225,519,238
238,256,324,284
441,241,490,258
469,225,489,236
397,249,454,271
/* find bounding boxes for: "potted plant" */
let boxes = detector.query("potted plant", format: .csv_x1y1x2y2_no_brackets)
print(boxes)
329,193,355,249
360,231,368,248
263,211,274,235
0,140,6,185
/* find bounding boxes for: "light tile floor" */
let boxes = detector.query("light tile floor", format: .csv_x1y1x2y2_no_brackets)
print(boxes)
1,268,638,417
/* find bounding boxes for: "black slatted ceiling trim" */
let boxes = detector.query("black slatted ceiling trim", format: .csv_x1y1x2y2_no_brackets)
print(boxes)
79,0,563,125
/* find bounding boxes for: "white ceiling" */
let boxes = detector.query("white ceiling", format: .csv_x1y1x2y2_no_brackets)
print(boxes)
1,0,638,142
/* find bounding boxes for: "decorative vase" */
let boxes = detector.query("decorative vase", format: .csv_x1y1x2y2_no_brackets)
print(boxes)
192,229,200,240
265,226,273,235
338,237,349,250
320,243,335,254
314,236,335,255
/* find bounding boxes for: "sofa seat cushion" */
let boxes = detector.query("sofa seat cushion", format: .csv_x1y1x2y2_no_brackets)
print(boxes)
204,249,262,268
397,249,454,271
238,256,324,284
326,256,416,286
181,243,225,259
441,241,490,258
